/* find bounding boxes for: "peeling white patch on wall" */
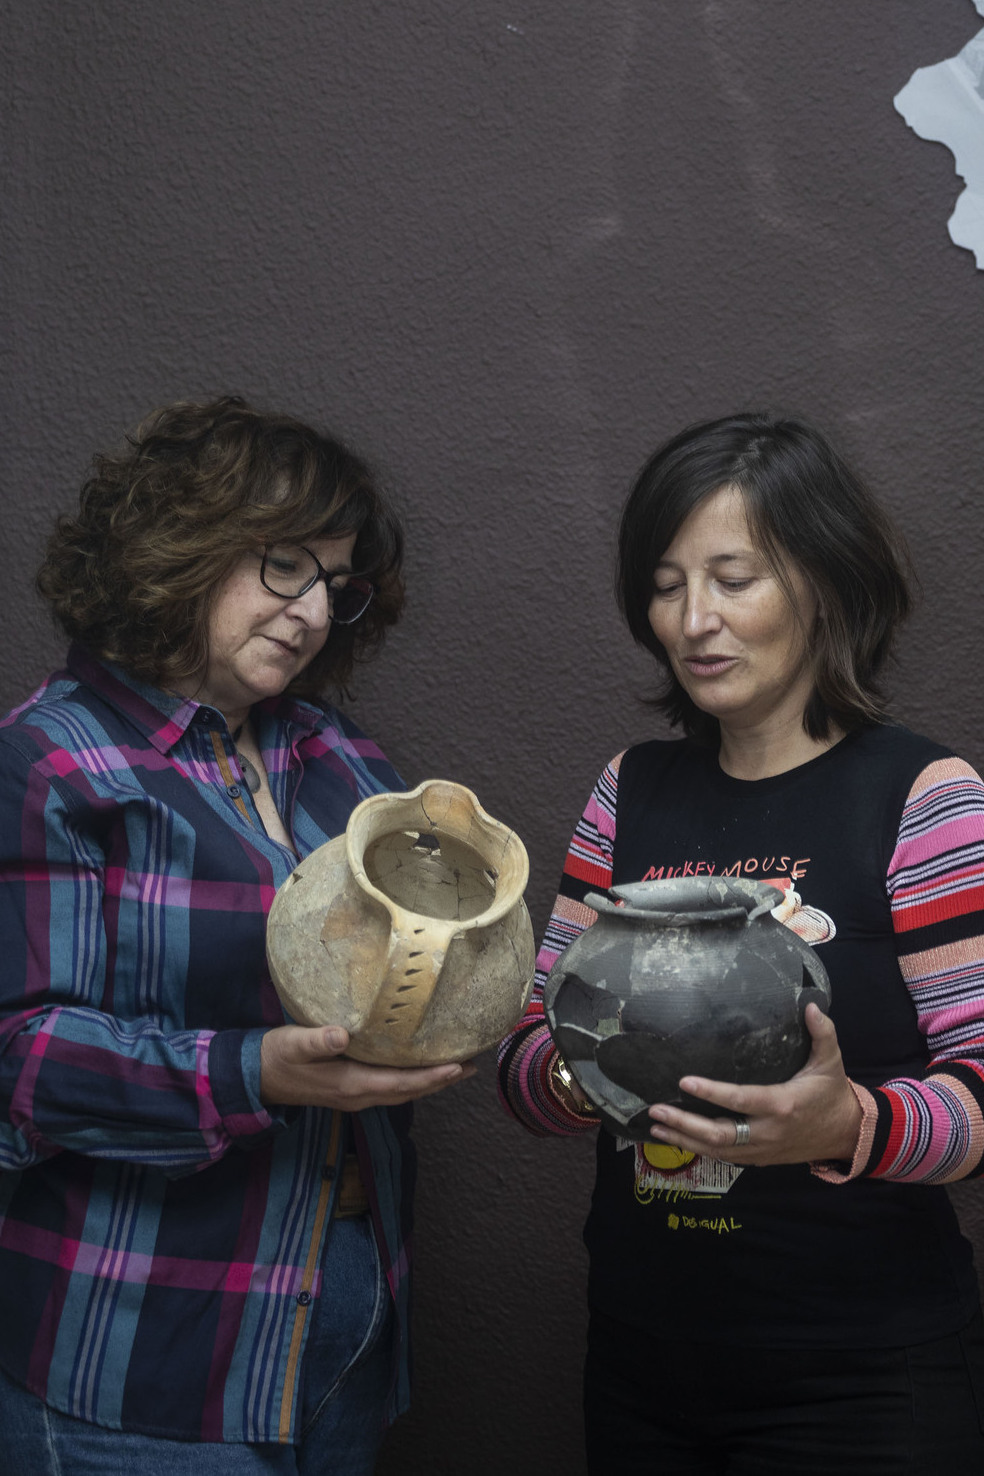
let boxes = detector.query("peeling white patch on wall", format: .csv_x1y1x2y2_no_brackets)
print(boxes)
894,0,984,268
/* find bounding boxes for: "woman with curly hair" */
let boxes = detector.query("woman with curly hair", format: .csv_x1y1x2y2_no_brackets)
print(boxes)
0,397,473,1474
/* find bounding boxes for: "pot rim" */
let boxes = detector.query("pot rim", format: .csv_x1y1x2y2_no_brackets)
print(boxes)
584,878,785,926
346,778,530,933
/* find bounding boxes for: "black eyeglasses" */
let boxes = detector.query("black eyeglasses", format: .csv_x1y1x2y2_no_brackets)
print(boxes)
259,546,375,625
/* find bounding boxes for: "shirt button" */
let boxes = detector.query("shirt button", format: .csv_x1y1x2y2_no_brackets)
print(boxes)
199,708,217,725
296,1290,312,1306
227,784,241,798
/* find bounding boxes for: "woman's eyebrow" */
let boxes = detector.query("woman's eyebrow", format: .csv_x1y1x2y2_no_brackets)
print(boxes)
656,550,757,568
309,558,354,576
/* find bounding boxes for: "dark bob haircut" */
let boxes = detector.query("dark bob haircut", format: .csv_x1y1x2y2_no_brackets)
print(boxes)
37,396,404,697
616,412,912,742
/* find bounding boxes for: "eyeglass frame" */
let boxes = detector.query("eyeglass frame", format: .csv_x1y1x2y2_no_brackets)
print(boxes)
258,545,375,625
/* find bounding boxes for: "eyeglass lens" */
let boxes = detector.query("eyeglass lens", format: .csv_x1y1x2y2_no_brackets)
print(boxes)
261,546,373,624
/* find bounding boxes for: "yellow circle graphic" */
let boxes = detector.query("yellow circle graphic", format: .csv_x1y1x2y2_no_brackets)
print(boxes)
643,1142,696,1172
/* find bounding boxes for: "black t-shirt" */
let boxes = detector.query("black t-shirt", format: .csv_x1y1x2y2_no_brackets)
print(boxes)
584,726,980,1347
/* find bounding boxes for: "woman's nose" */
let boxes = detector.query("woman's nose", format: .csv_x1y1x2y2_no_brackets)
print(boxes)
287,578,332,628
682,586,722,638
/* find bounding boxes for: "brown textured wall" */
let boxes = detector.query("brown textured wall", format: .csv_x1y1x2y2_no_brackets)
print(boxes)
2,3,983,1471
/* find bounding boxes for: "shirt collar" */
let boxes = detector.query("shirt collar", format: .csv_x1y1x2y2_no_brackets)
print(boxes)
66,644,325,754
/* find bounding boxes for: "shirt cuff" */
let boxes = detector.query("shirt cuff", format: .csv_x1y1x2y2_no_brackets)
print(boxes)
208,1028,284,1139
809,1079,877,1183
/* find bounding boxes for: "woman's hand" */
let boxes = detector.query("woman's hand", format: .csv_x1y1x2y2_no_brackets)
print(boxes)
260,1024,477,1112
646,1004,862,1167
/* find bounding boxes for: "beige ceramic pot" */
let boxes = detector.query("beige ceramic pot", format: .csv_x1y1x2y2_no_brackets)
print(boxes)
266,779,536,1065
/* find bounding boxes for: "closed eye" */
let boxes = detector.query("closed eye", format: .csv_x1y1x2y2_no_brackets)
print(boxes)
266,553,303,575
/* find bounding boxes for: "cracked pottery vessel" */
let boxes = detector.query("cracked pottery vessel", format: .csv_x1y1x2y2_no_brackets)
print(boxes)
266,779,536,1065
543,877,831,1140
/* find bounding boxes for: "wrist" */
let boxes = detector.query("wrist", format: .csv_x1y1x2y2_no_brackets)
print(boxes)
811,1080,877,1184
546,1051,599,1120
830,1079,864,1162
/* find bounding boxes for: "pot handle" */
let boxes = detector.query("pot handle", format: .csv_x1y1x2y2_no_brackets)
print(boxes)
583,889,749,926
361,909,455,1044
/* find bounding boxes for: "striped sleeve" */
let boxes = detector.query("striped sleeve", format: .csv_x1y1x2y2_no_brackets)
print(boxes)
497,756,620,1135
838,758,984,1183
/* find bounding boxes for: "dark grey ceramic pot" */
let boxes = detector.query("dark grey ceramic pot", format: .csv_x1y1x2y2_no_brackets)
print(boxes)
543,877,831,1141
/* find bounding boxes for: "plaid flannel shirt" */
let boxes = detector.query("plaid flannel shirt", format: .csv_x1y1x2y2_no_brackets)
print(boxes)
0,645,414,1442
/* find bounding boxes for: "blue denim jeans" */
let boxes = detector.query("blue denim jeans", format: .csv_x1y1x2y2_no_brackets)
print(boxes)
0,1215,393,1476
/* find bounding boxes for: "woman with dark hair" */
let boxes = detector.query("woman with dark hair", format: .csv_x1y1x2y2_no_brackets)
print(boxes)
499,413,984,1473
0,397,474,1474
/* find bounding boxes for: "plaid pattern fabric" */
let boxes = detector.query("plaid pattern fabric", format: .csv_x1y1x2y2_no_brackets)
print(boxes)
0,645,412,1442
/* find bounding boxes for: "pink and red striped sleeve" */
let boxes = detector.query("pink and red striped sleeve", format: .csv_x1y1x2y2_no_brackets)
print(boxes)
497,756,621,1135
822,757,984,1184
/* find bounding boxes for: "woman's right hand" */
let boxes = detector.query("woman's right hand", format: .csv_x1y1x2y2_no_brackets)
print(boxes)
259,1023,477,1111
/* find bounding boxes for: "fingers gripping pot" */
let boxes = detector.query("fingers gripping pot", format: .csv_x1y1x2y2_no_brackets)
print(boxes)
266,780,536,1066
543,877,831,1140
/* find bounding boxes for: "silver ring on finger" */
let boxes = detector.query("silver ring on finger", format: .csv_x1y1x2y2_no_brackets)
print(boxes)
733,1114,751,1147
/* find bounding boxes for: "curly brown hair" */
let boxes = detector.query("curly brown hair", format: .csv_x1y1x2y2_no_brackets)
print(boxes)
37,396,404,697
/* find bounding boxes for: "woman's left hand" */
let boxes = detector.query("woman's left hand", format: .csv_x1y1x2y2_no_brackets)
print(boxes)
646,1003,863,1167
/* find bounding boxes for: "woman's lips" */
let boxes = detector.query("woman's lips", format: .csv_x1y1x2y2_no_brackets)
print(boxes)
264,636,302,659
681,654,738,677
